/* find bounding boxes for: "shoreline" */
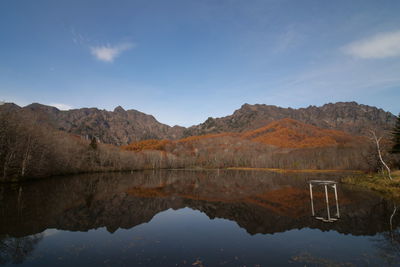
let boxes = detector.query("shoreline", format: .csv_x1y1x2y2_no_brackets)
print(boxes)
341,171,400,200
1,167,363,184
226,167,362,174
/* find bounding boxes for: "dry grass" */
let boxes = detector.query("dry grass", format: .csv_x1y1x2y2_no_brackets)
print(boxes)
341,171,400,200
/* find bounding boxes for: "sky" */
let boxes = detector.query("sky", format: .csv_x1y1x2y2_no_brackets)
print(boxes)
0,0,399,126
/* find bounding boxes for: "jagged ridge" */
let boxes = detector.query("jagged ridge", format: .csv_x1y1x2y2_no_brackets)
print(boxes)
0,101,395,145
187,102,396,137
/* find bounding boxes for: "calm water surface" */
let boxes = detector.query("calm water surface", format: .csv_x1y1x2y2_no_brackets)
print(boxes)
0,170,399,266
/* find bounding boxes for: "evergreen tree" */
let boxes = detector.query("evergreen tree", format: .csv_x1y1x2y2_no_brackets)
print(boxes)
391,113,400,154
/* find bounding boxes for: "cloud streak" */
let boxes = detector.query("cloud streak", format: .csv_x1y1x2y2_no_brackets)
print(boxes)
343,30,400,59
90,43,134,62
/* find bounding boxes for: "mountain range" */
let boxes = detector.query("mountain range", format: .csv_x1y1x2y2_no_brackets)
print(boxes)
0,101,396,146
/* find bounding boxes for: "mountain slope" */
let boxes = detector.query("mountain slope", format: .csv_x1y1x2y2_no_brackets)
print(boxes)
122,118,370,170
0,103,185,145
241,118,364,148
124,118,366,151
187,102,396,137
0,101,395,145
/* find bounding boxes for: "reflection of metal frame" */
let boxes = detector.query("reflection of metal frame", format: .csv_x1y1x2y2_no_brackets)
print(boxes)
308,180,340,223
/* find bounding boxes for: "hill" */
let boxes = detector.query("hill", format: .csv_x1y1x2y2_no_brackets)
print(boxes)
0,103,185,145
241,118,364,148
124,118,366,151
187,102,396,137
122,118,370,170
0,102,379,180
0,101,395,146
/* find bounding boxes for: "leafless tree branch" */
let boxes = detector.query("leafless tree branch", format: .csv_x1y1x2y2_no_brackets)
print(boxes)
370,130,392,180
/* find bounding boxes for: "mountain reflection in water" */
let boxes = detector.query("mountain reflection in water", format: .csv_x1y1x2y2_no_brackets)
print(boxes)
0,170,399,266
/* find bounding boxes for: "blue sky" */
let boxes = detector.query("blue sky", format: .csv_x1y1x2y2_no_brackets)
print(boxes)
1,0,399,126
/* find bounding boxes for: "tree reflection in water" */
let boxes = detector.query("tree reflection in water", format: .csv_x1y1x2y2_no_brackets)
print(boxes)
0,234,43,264
1,171,400,266
374,203,400,266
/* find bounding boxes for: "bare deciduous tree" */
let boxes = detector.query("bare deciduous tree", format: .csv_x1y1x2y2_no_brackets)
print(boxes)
370,130,392,180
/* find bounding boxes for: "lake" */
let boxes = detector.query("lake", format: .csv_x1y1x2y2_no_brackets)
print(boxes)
0,170,399,266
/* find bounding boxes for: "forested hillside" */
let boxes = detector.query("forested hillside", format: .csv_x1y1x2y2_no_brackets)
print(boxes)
122,118,372,171
0,101,395,181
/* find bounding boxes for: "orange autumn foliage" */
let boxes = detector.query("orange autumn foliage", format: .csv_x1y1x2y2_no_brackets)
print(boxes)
121,139,171,152
121,133,237,152
241,118,358,148
121,118,364,153
177,132,237,143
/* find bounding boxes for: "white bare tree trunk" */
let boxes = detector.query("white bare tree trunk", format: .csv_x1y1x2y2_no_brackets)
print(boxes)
370,130,392,180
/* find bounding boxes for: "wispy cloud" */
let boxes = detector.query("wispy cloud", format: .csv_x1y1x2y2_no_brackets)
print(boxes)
343,30,400,59
90,43,134,62
255,57,400,112
71,28,88,46
70,29,134,62
273,26,304,53
49,103,73,110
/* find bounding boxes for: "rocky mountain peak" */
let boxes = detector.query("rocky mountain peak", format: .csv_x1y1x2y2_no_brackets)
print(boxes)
0,101,395,145
25,103,60,113
187,101,396,137
113,106,126,113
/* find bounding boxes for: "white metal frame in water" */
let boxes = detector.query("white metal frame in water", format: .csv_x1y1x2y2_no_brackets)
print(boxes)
308,180,340,223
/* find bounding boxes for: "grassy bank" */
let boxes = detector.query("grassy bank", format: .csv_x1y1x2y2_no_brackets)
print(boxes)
341,170,400,199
